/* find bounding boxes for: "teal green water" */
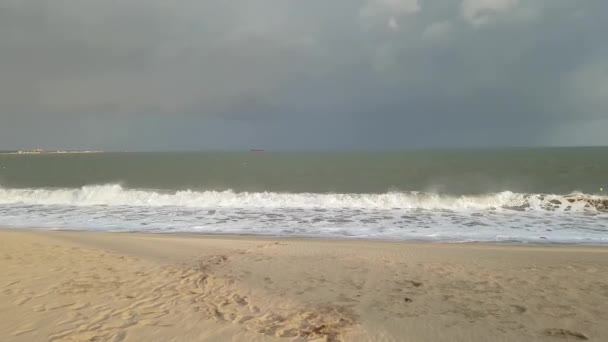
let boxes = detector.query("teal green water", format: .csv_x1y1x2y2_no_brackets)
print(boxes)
0,148,607,242
0,147,607,195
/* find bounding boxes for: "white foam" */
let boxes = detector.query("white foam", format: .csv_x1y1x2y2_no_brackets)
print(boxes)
0,184,606,243
0,184,605,212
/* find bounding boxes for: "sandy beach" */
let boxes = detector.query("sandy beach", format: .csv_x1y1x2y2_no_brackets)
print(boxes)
1,229,607,341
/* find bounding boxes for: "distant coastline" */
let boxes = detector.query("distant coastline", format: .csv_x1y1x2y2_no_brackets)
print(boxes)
0,149,103,155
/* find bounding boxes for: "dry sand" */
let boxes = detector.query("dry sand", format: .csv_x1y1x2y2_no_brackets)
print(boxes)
1,229,607,341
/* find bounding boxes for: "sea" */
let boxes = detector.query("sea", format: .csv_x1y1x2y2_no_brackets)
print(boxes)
1,148,607,244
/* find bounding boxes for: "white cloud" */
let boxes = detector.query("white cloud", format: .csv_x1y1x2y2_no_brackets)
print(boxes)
461,0,519,27
388,16,400,31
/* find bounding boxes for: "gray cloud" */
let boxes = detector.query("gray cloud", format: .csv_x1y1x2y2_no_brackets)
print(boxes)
1,0,607,150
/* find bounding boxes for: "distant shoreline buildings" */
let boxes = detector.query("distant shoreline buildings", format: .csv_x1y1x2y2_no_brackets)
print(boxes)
0,149,103,154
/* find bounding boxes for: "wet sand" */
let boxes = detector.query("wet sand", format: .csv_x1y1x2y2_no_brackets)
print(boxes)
1,229,607,341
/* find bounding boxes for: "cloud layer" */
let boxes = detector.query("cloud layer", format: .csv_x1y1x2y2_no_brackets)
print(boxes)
1,0,607,150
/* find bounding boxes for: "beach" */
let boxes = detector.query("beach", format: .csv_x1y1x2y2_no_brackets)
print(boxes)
3,1,608,340
1,229,607,341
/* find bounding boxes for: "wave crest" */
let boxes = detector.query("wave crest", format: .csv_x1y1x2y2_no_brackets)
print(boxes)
0,184,606,212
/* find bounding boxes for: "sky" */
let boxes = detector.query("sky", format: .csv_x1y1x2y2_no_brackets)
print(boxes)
1,0,607,150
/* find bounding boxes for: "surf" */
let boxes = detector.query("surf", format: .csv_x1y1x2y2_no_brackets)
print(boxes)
0,184,606,212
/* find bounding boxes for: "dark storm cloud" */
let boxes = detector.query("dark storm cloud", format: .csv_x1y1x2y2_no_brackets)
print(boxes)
1,0,607,150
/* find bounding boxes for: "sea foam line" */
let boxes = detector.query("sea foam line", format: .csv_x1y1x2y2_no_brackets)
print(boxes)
0,184,606,212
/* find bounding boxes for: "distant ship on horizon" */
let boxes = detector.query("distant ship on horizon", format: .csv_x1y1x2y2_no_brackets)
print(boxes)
249,149,265,152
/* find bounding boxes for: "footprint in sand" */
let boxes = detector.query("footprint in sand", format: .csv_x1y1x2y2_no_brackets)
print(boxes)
14,296,31,305
544,328,588,340
510,304,527,314
257,242,286,249
12,327,36,336
410,280,423,287
2,280,20,287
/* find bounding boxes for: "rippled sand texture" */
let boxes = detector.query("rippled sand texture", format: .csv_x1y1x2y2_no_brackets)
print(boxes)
1,230,607,341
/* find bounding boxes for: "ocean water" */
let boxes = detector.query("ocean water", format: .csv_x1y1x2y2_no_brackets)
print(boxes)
0,148,607,243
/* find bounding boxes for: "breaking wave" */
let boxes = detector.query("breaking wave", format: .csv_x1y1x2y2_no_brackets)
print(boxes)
0,184,606,212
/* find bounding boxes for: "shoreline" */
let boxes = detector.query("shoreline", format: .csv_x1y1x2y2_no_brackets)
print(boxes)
2,226,608,248
2,229,607,341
